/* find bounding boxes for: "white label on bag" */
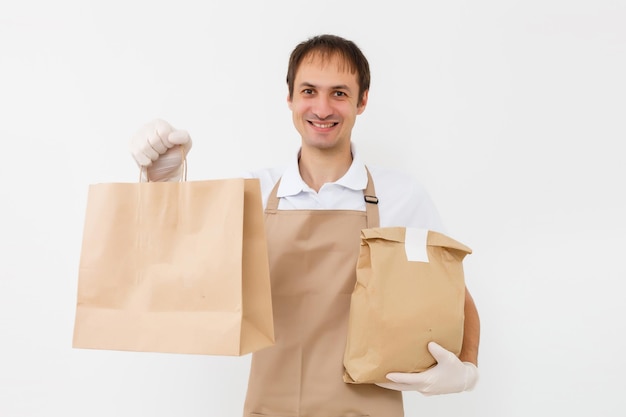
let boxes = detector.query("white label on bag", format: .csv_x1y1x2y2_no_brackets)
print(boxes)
404,228,429,263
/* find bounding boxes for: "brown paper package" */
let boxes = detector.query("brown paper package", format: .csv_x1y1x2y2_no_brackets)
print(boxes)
343,227,471,384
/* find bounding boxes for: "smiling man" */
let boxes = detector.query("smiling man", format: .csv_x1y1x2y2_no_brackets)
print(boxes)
129,34,480,417
287,45,367,192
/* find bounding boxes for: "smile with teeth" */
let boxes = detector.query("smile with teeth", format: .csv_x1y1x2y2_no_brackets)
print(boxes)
310,121,337,128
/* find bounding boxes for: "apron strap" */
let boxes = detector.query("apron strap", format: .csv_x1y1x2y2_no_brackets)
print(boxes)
265,166,380,229
266,179,281,213
364,167,379,229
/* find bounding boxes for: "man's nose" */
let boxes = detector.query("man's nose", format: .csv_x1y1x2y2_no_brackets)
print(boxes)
311,95,333,119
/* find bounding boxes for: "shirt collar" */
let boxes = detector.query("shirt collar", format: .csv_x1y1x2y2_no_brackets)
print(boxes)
277,143,368,197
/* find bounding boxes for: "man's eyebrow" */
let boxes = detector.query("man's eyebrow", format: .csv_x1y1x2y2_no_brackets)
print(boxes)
332,84,352,91
298,82,353,91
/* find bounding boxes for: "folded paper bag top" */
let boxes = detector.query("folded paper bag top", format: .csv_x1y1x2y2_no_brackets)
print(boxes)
343,227,472,384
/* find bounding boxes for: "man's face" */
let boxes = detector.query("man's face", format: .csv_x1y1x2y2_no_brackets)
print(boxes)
288,53,368,154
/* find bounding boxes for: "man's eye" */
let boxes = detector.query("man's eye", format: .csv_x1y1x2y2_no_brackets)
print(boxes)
303,89,314,95
334,91,346,97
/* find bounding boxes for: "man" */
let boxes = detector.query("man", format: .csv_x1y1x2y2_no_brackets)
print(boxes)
130,34,480,417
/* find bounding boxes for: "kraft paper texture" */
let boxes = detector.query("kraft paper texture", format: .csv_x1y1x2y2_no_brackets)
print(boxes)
73,178,274,356
343,227,471,383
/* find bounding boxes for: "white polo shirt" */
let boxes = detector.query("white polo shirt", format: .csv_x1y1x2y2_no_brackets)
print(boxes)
242,146,446,233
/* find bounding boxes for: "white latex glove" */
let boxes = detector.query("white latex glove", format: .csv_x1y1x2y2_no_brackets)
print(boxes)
129,119,192,182
376,342,479,396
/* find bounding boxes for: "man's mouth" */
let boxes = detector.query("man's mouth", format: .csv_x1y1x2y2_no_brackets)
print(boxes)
310,121,338,128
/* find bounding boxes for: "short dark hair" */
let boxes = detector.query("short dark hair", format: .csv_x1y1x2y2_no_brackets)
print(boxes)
286,34,370,104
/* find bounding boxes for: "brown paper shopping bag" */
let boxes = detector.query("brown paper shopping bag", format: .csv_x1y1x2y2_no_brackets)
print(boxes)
72,176,274,356
343,227,471,383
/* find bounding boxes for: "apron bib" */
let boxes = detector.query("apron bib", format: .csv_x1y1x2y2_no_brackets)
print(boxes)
243,170,403,417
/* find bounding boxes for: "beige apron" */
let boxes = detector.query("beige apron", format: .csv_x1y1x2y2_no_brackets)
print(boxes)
243,170,403,417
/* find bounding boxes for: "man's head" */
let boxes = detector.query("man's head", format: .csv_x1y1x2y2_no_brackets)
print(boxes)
286,34,370,105
286,35,370,154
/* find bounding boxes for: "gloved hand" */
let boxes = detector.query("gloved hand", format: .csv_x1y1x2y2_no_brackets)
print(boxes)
376,342,479,396
129,119,192,182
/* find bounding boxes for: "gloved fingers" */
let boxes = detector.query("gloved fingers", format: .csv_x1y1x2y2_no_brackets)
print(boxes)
168,131,193,159
130,119,174,166
382,372,444,396
385,371,431,386
167,129,192,146
427,341,457,364
129,119,192,179
147,130,170,154
462,362,479,391
152,119,176,149
131,146,157,167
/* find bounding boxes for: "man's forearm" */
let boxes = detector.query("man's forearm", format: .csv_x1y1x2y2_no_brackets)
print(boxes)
459,287,480,365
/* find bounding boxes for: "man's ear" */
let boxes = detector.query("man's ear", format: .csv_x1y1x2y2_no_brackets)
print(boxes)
357,90,369,115
287,93,293,110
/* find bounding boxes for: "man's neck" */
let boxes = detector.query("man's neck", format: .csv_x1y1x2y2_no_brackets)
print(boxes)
298,145,353,192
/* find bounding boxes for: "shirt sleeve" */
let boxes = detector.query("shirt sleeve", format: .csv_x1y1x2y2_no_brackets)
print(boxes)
372,166,447,233
238,167,283,209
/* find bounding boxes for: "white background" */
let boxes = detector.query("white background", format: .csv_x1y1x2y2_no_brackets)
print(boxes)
1,0,625,416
